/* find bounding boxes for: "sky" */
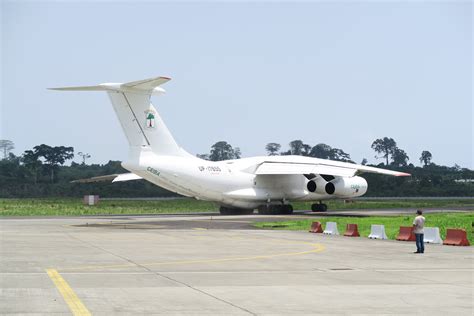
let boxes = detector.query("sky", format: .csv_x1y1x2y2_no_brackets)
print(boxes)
1,0,472,168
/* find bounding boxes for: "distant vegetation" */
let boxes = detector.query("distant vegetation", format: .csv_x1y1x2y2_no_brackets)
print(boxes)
0,137,472,198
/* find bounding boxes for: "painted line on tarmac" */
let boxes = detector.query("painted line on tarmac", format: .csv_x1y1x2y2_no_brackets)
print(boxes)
59,242,325,272
46,269,91,316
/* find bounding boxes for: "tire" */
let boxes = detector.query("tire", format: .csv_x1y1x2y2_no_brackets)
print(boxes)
311,203,320,212
283,204,294,214
311,203,327,212
258,205,270,215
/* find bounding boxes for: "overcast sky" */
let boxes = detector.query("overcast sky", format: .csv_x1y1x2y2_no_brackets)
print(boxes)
1,0,472,168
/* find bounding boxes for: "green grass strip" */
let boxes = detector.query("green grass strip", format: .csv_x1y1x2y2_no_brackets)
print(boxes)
254,212,474,245
0,198,217,216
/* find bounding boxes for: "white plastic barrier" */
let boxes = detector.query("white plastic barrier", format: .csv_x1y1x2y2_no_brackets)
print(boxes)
368,224,388,240
83,195,99,206
323,222,339,235
424,227,443,244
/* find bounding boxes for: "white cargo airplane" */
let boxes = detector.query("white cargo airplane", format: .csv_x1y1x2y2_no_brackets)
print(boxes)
51,76,410,215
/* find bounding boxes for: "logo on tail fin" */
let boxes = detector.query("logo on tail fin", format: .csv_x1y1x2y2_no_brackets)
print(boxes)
145,110,156,129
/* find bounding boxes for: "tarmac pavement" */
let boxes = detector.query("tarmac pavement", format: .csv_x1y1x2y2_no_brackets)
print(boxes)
1,213,473,315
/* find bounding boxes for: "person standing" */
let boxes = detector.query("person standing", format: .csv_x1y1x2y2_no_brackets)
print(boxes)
413,210,425,254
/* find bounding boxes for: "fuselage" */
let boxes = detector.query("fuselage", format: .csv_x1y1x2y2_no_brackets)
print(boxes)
122,150,368,209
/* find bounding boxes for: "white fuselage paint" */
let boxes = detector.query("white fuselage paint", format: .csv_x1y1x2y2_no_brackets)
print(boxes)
122,150,368,209
51,76,406,210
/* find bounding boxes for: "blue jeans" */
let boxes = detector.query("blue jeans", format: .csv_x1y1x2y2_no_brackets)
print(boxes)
415,233,424,253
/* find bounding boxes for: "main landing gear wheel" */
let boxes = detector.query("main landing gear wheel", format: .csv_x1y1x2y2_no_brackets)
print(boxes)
311,203,328,212
219,207,254,215
258,204,294,215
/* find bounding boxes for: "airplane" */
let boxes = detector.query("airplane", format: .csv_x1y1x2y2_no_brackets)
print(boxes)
50,76,410,215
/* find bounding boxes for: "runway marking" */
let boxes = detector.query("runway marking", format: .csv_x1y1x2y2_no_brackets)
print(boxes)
59,242,325,272
46,269,91,316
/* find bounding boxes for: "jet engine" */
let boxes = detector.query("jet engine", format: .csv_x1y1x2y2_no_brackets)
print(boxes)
306,175,330,195
324,176,368,197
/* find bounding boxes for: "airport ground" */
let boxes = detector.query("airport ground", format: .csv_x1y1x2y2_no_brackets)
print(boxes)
1,208,473,315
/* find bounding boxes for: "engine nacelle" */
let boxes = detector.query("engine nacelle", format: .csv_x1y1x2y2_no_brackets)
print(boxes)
306,176,329,195
325,176,368,197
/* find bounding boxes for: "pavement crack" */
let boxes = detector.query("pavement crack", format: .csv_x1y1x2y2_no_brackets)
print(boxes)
64,233,257,315
150,271,257,316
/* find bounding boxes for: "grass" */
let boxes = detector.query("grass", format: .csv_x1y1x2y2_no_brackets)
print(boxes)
0,197,472,217
0,198,217,216
291,199,474,210
254,213,474,244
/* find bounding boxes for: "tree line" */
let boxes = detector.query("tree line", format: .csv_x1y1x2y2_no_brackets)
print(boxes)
0,138,472,198
198,137,423,168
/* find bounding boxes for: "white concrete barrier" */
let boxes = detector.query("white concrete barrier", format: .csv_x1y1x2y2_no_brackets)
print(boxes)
83,195,99,206
424,227,443,244
323,222,339,235
368,224,388,240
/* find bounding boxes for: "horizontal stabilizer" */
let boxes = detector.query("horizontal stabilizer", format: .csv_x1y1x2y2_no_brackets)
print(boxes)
123,76,171,90
49,85,107,91
49,76,171,95
71,173,142,184
112,173,143,182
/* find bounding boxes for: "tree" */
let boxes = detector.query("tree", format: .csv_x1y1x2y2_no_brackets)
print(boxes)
33,144,74,182
391,148,409,167
233,147,241,159
196,154,210,160
0,140,14,159
22,150,42,184
209,141,240,161
289,140,305,155
420,151,432,166
302,144,312,156
265,143,281,156
286,140,312,156
308,143,352,162
371,137,397,165
331,148,352,162
77,152,91,165
309,143,332,159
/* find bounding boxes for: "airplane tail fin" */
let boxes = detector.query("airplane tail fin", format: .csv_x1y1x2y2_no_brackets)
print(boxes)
50,76,190,158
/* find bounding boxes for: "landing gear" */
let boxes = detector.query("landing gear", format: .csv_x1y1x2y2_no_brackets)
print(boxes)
219,207,254,215
311,203,327,212
258,204,294,215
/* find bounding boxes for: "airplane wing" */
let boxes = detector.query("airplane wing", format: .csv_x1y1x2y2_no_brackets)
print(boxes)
254,161,410,177
71,173,143,183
